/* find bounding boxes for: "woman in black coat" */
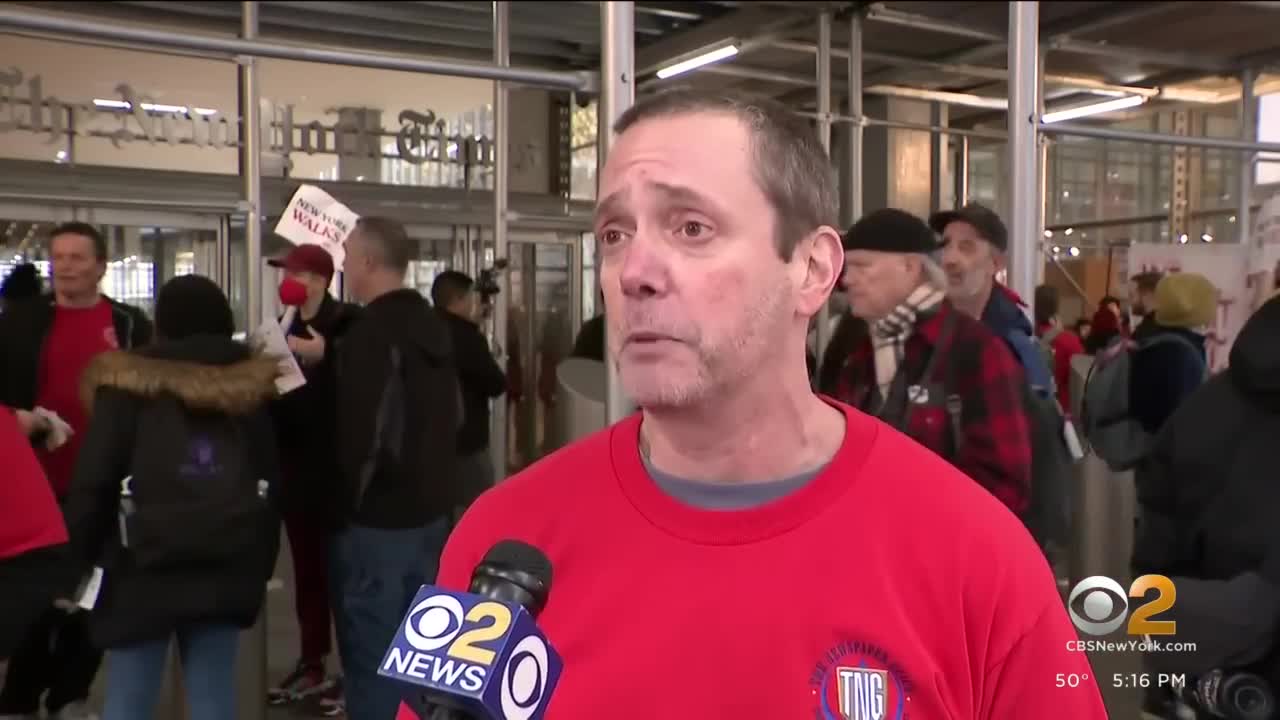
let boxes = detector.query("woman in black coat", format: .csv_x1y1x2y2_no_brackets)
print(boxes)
65,275,282,720
1132,295,1280,716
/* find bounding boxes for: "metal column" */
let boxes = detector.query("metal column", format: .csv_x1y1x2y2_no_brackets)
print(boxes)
600,1,635,424
1006,1,1040,302
815,10,833,359
520,243,537,464
929,103,948,212
847,13,863,222
1239,68,1258,245
1035,48,1048,285
1168,111,1191,243
240,1,262,329
491,0,511,479
954,136,969,206
570,233,584,334
238,6,265,720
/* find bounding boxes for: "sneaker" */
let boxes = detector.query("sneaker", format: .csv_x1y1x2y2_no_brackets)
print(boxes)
49,703,99,720
268,659,333,705
318,696,345,717
315,676,345,717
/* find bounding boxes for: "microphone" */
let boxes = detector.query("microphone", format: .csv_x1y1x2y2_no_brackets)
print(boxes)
278,278,308,332
382,540,561,720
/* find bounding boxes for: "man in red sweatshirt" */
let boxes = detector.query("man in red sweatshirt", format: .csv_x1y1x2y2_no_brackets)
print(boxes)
0,406,73,662
398,88,1105,719
0,224,152,720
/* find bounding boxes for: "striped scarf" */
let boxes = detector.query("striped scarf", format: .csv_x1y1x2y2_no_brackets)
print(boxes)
870,284,946,400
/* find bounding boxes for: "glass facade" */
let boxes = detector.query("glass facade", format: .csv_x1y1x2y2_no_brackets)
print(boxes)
570,101,599,202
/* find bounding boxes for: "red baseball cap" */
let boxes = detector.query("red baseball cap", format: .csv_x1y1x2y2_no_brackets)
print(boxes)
268,243,334,280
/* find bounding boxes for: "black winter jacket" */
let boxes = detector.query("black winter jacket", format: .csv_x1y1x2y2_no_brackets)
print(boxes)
271,294,360,522
0,294,152,410
336,289,459,529
1133,296,1280,682
439,309,506,456
65,336,281,648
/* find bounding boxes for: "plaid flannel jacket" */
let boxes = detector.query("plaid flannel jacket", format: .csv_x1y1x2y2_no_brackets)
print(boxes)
833,302,1033,513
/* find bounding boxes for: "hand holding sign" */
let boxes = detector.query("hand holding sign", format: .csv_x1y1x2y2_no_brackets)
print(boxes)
287,327,325,366
274,185,359,270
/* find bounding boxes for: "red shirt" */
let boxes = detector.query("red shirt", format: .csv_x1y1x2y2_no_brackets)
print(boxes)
1036,323,1086,413
398,402,1105,720
0,407,68,560
35,299,118,496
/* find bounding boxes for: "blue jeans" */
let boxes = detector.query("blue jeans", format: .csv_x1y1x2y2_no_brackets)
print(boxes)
330,520,449,720
102,623,240,720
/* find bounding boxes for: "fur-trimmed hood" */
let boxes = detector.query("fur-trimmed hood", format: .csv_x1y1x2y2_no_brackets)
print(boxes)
81,336,280,415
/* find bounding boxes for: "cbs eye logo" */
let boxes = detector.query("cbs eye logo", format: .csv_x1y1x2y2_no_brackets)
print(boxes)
1067,575,1177,636
501,635,551,720
403,594,552,720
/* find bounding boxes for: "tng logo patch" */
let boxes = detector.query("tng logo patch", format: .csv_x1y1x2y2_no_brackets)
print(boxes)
837,667,888,720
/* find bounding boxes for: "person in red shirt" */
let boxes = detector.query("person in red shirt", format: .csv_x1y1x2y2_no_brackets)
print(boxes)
397,88,1104,719
1033,284,1086,413
0,406,74,661
0,222,152,720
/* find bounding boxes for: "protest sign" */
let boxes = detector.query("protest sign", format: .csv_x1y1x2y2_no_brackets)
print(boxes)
273,184,359,269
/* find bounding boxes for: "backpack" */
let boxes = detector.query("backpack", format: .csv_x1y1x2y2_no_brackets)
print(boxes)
988,326,1076,549
118,399,272,571
1081,333,1206,472
1021,386,1076,550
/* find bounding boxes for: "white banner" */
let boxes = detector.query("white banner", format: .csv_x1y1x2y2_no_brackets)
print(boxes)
1127,243,1248,371
273,184,359,270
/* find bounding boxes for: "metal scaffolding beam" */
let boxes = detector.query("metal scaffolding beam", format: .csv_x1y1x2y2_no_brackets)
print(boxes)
847,13,863,225
600,1,635,424
955,136,970,205
237,6,265,720
815,10,832,360
491,0,511,479
1006,1,1040,302
793,113,1010,142
755,41,1171,99
0,5,593,90
1239,69,1259,245
864,4,1232,73
1039,121,1280,153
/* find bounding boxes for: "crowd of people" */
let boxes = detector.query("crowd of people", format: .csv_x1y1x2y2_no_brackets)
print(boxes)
3,85,1280,720
0,217,508,720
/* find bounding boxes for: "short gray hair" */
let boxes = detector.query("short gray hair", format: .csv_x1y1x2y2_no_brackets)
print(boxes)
353,216,414,274
614,87,839,261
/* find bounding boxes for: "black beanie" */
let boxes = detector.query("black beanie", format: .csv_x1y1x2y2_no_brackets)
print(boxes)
842,208,942,254
154,274,235,341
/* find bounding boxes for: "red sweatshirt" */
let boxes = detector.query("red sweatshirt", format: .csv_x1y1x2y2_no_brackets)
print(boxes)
399,402,1106,719
1036,323,1086,413
35,299,118,496
0,407,68,560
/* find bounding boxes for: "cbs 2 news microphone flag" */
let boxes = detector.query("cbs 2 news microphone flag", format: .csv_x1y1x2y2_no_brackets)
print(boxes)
381,585,562,720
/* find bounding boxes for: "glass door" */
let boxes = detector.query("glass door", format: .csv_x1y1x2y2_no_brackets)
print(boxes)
506,232,582,471
0,206,224,320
